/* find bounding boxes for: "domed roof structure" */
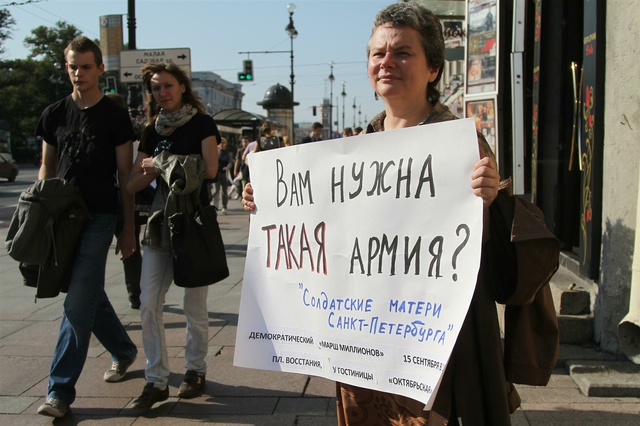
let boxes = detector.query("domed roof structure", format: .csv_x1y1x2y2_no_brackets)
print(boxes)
257,83,299,108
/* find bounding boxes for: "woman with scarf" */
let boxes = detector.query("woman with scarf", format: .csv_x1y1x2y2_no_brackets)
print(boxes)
127,62,220,410
243,3,559,425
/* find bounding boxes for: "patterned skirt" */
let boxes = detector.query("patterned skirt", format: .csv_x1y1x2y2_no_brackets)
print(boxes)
336,382,430,426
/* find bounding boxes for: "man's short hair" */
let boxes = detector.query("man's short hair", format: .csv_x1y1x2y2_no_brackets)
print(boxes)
312,122,323,130
64,36,103,66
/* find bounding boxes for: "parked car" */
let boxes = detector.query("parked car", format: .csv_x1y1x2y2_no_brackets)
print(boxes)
0,153,18,182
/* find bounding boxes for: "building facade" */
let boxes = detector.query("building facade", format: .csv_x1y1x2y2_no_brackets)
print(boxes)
191,71,244,116
412,0,639,360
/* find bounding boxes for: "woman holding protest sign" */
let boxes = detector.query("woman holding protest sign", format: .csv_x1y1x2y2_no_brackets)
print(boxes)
243,3,559,425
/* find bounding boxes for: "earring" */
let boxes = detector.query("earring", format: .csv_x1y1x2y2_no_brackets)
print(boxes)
374,92,379,100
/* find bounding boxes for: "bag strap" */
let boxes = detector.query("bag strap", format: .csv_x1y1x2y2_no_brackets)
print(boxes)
191,183,212,214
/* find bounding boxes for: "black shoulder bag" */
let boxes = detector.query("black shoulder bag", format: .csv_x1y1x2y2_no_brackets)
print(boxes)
168,190,229,287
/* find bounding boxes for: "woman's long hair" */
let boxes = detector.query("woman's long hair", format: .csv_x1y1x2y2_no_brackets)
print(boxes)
141,62,206,125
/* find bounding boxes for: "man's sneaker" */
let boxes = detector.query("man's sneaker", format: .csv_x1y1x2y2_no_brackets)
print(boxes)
103,357,135,382
177,370,205,398
220,208,227,215
131,382,169,410
37,398,69,418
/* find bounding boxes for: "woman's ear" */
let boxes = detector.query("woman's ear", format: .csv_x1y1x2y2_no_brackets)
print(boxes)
428,66,440,83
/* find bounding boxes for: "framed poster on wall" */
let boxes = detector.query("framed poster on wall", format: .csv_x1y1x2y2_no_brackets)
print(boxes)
465,96,498,161
441,18,466,119
466,0,499,95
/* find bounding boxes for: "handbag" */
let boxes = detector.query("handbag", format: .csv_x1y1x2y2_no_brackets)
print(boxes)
168,192,229,287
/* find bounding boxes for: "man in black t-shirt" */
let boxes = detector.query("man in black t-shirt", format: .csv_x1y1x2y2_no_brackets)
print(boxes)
35,36,138,419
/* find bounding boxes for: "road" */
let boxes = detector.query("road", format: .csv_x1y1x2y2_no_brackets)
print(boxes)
0,164,38,230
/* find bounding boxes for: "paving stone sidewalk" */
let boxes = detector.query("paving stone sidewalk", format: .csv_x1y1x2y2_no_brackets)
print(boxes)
0,197,638,425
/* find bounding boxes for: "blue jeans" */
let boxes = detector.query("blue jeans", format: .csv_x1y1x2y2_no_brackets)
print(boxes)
47,214,138,406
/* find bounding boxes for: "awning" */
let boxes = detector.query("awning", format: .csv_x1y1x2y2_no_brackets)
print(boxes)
212,109,267,128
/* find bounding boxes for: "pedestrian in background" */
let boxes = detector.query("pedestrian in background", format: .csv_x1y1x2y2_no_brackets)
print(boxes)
241,136,257,185
106,92,142,309
242,2,559,425
234,135,250,190
342,127,354,137
127,62,220,410
253,121,281,152
35,36,138,419
212,136,232,213
229,136,249,199
299,121,323,143
280,125,291,146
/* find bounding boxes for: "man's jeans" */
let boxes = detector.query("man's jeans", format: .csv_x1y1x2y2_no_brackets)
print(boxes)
47,214,138,406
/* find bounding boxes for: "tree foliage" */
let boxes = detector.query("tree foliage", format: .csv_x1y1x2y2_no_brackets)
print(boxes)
0,20,79,159
24,21,81,65
0,8,16,55
0,58,63,156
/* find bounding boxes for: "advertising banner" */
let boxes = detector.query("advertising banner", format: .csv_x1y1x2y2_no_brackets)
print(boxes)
466,0,499,94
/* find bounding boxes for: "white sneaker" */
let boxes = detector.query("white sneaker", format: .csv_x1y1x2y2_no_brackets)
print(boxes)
103,357,135,382
38,398,69,418
220,208,227,214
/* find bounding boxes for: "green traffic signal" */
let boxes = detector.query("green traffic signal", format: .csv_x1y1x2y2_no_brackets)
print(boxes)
238,60,254,82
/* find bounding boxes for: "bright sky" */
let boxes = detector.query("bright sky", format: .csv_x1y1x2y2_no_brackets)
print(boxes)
2,0,396,128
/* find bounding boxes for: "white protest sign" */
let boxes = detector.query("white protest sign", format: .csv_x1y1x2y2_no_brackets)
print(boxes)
234,118,483,407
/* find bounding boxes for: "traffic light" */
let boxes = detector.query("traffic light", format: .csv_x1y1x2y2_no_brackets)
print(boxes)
105,76,117,93
312,106,317,116
238,60,254,81
244,60,253,79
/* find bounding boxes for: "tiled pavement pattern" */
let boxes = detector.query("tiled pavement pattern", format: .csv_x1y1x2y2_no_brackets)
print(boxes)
0,193,638,425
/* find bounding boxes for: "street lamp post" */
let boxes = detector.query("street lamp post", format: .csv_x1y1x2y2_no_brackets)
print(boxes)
352,97,357,128
341,81,346,133
127,0,138,114
328,61,335,138
358,104,362,128
127,0,136,49
335,95,339,135
285,3,297,135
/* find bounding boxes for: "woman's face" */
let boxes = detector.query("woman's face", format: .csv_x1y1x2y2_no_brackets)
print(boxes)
368,24,439,104
150,71,185,113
